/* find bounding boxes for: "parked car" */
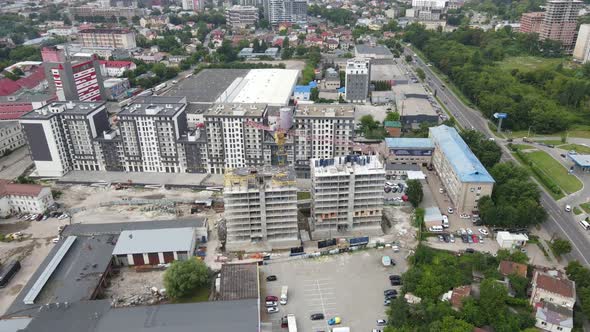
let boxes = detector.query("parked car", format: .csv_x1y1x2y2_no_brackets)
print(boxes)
449,234,455,243
465,248,475,253
384,300,391,306
466,228,473,235
51,237,60,243
478,235,484,243
459,213,470,219
384,289,398,296
266,275,277,281
390,278,402,286
565,205,572,212
310,313,325,320
389,275,401,280
478,228,489,235
377,319,387,326
447,207,454,214
265,301,278,307
472,235,479,243
267,307,279,314
438,235,444,242
328,317,341,325
561,154,567,158
265,296,278,302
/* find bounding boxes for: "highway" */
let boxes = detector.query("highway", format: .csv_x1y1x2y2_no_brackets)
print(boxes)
403,46,590,265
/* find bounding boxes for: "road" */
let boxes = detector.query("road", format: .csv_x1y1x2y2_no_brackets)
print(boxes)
404,46,590,265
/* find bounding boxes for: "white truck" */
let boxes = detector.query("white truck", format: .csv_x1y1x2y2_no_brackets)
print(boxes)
280,285,288,305
287,314,297,332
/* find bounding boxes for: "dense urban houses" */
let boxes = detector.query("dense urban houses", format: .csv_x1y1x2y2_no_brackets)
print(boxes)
223,167,300,250
344,59,371,103
0,180,54,217
310,155,385,239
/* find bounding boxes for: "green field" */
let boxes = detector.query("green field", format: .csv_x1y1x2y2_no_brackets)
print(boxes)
574,206,584,215
499,56,565,72
511,144,535,150
581,202,590,214
559,144,590,155
535,140,563,146
525,150,583,194
509,125,590,140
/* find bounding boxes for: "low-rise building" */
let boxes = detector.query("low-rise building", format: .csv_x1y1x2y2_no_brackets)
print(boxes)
530,270,576,309
0,179,54,217
498,260,528,278
354,44,394,59
384,121,402,137
384,137,434,166
293,81,317,101
103,78,130,100
78,28,137,50
429,125,495,213
496,231,529,249
535,302,573,332
0,121,25,155
322,68,341,90
98,60,137,77
112,227,197,266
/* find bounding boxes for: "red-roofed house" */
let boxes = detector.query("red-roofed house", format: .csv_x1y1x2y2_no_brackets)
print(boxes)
0,179,54,217
98,60,137,77
530,270,576,310
450,285,471,310
499,260,528,278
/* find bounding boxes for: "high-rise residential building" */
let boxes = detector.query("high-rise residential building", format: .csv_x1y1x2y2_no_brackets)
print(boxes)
345,58,370,103
78,29,137,50
226,5,259,28
540,0,584,52
19,101,110,177
293,104,355,177
223,166,300,250
310,155,385,239
429,125,495,213
519,12,545,34
42,47,106,102
182,0,204,12
239,0,262,6
263,0,307,24
573,24,590,63
204,104,268,174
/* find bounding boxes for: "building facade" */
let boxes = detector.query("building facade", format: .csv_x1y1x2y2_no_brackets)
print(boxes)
519,12,545,34
540,0,584,52
345,58,370,103
0,121,26,155
263,0,307,24
429,125,494,213
0,180,54,217
78,29,137,50
226,5,259,29
182,0,205,12
310,155,385,239
530,270,576,309
573,24,590,63
223,167,300,250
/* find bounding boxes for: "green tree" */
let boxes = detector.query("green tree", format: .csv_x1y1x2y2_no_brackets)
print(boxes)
310,87,319,101
405,55,413,62
550,238,572,257
385,112,400,122
479,278,508,324
163,259,210,299
429,316,473,332
508,273,529,298
416,68,426,81
406,180,424,208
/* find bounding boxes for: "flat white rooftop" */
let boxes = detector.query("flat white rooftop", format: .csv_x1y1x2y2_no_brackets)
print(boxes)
216,69,299,106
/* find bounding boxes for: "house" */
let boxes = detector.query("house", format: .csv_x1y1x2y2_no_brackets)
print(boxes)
0,179,54,217
499,260,527,278
496,231,528,249
384,121,402,137
112,227,197,266
326,38,339,50
450,285,471,310
535,302,573,332
98,60,137,77
530,270,576,310
139,15,170,28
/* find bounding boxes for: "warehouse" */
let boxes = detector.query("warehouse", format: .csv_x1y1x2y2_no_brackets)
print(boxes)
112,228,197,266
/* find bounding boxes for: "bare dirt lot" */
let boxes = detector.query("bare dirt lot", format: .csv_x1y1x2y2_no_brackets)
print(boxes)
103,267,166,307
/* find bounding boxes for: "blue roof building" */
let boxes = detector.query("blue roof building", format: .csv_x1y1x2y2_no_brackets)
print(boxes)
293,81,318,101
569,154,590,172
429,125,495,213
385,138,434,149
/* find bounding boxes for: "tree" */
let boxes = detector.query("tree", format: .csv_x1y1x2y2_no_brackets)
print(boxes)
385,112,400,122
550,238,572,257
163,259,209,299
416,68,426,81
479,278,508,325
406,180,424,208
429,316,473,332
405,55,413,62
310,87,319,101
508,273,529,298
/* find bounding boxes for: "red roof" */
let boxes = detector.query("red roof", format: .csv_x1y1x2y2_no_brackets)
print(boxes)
499,261,527,278
0,179,44,197
450,285,471,309
0,66,46,96
536,273,575,298
99,60,135,68
0,79,21,96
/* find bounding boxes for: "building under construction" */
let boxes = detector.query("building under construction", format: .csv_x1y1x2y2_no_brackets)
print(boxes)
310,155,385,239
223,166,300,251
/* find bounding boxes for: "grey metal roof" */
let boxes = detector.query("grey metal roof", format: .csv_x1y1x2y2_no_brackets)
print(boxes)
62,218,207,237
219,263,259,301
355,44,394,57
112,227,195,255
20,299,259,332
163,69,250,103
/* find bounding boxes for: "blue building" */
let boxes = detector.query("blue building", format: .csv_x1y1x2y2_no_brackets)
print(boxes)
293,81,318,101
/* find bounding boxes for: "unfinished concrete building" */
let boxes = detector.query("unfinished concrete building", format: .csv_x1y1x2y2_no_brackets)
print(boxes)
310,155,385,239
223,166,300,251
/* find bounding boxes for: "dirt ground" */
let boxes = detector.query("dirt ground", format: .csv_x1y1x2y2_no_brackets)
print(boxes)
383,205,419,250
103,267,167,307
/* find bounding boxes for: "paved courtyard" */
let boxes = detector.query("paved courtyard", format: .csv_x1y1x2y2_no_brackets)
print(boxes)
260,249,408,331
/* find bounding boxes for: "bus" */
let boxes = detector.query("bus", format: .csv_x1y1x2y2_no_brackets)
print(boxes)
287,314,297,332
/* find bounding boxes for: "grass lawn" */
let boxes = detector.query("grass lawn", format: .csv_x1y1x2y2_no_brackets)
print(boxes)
581,202,590,214
498,56,565,72
559,144,590,155
511,152,564,200
535,140,564,146
574,206,584,215
511,144,535,150
525,150,583,194
171,286,210,303
509,125,590,140
297,191,311,200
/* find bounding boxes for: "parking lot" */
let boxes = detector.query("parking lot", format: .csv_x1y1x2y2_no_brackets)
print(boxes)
260,249,408,331
384,176,407,204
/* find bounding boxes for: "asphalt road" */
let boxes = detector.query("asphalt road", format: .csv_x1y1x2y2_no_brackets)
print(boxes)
404,46,590,265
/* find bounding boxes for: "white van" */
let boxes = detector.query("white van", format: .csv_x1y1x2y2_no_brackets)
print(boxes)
429,226,444,232
442,215,449,228
579,220,590,230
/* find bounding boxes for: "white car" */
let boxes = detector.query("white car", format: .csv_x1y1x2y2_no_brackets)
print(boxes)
466,228,473,235
447,207,454,214
267,307,279,314
459,213,470,219
51,237,60,243
439,188,444,194
565,205,572,212
478,228,489,236
377,319,387,326
459,228,466,235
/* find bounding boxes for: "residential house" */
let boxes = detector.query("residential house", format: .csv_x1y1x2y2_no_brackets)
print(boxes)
0,179,54,217
530,270,576,310
499,260,527,278
535,302,573,332
326,38,339,50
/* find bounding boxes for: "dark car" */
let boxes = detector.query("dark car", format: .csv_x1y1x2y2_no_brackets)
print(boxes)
265,295,278,302
384,289,398,296
385,293,397,300
389,275,401,280
443,234,450,243
465,248,475,254
310,313,325,320
390,279,402,286
266,275,277,281
561,154,567,158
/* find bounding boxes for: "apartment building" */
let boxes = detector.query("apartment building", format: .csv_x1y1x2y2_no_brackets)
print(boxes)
293,104,355,177
573,24,590,63
310,155,385,239
204,104,267,174
429,125,494,213
263,0,307,24
78,29,137,50
0,180,54,217
182,0,204,12
0,121,26,155
223,167,300,250
226,5,259,29
345,59,371,103
19,101,110,177
69,6,142,20
519,12,545,34
540,0,584,52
